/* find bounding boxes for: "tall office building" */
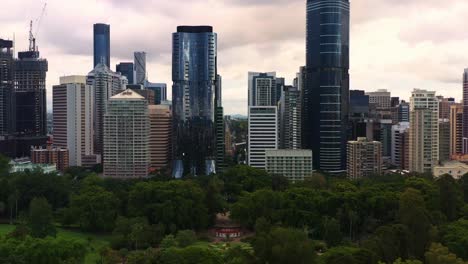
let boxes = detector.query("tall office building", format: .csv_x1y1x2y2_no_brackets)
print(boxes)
450,104,463,156
439,119,450,162
409,89,439,173
148,104,172,173
438,96,455,119
14,46,48,157
349,90,369,140
279,85,301,149
0,39,14,137
172,26,220,177
347,137,382,180
116,62,134,84
397,101,410,122
248,72,279,106
103,89,149,178
144,81,167,105
87,63,127,156
366,89,391,109
391,122,410,170
134,52,146,85
463,69,468,153
248,106,278,169
295,66,306,92
93,23,110,68
53,76,96,167
304,0,350,172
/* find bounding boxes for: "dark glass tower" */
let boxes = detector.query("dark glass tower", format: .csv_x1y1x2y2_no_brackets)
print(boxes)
303,0,350,172
172,26,219,178
93,23,110,68
0,39,15,136
116,62,134,84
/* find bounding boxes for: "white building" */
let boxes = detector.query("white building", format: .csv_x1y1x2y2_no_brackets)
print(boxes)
248,72,278,106
53,76,96,167
265,149,313,182
433,161,468,179
248,106,278,169
103,89,149,178
409,89,439,173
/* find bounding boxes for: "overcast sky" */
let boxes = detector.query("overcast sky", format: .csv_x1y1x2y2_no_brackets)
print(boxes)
1,0,467,115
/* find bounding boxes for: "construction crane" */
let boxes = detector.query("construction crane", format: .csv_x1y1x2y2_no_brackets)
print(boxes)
29,2,47,52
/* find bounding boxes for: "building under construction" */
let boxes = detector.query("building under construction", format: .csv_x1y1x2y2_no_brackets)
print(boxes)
0,39,15,136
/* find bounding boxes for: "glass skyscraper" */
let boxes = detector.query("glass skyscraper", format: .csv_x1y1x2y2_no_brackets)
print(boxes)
116,62,134,84
303,0,350,172
93,23,110,68
172,26,219,178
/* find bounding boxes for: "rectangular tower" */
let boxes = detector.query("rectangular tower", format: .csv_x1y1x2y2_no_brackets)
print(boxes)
450,103,463,156
134,52,146,85
148,104,172,173
248,106,278,169
93,23,110,68
347,137,382,179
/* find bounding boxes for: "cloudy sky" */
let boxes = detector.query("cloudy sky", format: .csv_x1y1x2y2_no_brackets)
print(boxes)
1,0,466,115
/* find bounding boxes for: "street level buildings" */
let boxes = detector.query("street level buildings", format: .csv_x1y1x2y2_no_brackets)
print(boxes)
31,146,69,172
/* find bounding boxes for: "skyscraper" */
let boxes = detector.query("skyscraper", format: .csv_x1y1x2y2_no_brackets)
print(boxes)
93,23,110,68
104,89,149,178
450,103,463,156
391,122,410,170
116,62,134,84
134,52,147,85
347,137,382,180
172,26,220,177
53,76,95,167
148,105,172,173
144,81,167,105
248,72,278,106
279,85,301,149
87,63,127,156
409,89,439,173
304,0,350,172
0,39,14,136
439,119,450,162
248,106,278,168
463,69,468,153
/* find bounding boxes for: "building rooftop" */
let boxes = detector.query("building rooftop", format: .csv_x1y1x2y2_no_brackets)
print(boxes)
111,89,145,100
60,75,86,85
177,26,213,33
265,149,313,157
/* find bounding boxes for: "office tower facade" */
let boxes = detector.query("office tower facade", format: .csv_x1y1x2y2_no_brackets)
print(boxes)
464,69,468,153
248,72,280,106
295,66,306,92
103,89,149,178
391,97,400,107
14,48,48,157
30,146,69,172
391,122,410,170
0,39,15,137
172,26,219,177
304,0,350,172
87,63,127,156
116,62,134,84
409,89,439,173
349,90,369,140
367,89,391,109
439,119,450,162
134,52,146,85
437,96,455,119
93,23,110,68
148,104,172,173
248,106,278,169
279,85,301,149
52,76,95,167
347,137,382,180
380,120,393,158
265,149,313,182
398,101,410,122
144,81,167,105
450,104,463,156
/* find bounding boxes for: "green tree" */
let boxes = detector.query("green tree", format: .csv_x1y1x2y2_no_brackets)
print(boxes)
441,219,468,260
436,175,463,221
320,246,377,264
220,165,272,202
160,234,178,249
27,197,56,238
175,230,197,248
0,155,11,176
425,243,467,264
362,224,410,263
321,217,342,247
461,173,468,203
391,258,423,264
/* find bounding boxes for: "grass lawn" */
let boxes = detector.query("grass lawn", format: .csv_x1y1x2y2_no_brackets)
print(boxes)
0,224,112,264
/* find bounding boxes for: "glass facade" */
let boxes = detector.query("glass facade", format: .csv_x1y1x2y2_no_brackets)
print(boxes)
93,24,110,68
303,0,350,172
116,62,134,84
172,26,219,177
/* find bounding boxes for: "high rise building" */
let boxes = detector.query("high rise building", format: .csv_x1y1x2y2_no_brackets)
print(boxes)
439,119,450,162
148,104,172,173
87,63,127,156
391,122,410,170
463,69,468,153
349,90,369,140
0,39,15,137
279,85,301,149
134,52,146,85
103,89,149,178
438,96,455,119
248,106,278,169
93,23,110,68
52,76,95,167
116,62,134,84
295,66,306,92
304,0,350,172
248,72,279,106
397,101,410,122
391,97,400,107
172,26,220,177
265,149,313,182
409,89,439,173
14,46,48,157
144,81,167,105
450,103,463,156
367,89,391,109
347,137,382,180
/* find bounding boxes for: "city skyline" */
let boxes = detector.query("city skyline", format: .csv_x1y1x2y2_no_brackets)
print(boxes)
1,0,467,115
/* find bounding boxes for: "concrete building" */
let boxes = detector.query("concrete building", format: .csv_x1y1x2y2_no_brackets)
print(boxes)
148,104,172,173
463,69,468,153
347,137,382,180
248,72,279,106
53,76,96,167
87,63,127,156
279,85,301,149
10,158,56,174
450,104,463,155
438,96,455,119
391,122,410,170
409,89,439,173
366,89,391,109
248,106,278,169
439,119,450,162
103,89,149,178
433,161,468,179
30,146,69,172
265,149,313,182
